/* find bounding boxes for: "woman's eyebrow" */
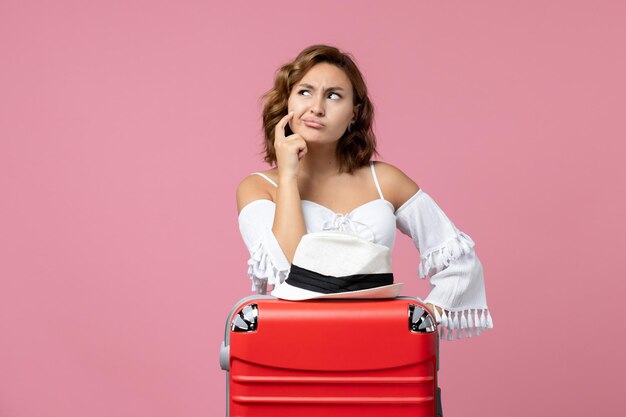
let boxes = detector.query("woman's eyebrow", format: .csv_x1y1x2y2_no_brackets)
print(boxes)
297,83,345,91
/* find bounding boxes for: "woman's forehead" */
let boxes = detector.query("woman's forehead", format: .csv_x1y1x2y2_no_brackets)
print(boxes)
297,63,352,89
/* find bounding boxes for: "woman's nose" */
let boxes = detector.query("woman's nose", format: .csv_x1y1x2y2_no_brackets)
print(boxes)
309,94,325,116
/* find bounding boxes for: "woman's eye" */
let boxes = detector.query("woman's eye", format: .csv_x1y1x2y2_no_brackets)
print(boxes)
297,90,341,100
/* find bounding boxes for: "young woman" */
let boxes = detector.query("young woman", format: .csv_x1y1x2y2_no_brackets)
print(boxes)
236,44,493,339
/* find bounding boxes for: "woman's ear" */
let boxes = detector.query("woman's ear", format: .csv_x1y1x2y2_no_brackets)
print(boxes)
352,104,361,122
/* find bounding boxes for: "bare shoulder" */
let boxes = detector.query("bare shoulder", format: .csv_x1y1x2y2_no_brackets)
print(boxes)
372,161,420,210
236,168,277,214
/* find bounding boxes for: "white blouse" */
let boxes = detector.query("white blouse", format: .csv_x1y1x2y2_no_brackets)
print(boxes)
237,163,493,340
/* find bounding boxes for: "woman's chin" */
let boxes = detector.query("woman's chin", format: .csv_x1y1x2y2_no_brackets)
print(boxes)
305,138,338,147
295,131,339,145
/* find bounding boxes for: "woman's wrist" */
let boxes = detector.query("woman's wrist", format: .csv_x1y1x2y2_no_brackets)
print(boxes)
277,175,298,186
426,303,444,317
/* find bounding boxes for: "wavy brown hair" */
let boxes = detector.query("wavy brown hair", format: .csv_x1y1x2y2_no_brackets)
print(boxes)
259,44,378,174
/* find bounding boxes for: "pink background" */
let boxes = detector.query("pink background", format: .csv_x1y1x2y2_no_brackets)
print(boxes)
1,1,624,416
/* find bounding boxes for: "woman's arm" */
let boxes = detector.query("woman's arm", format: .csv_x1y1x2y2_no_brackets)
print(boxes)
271,175,306,264
236,172,306,265
375,162,448,321
270,112,308,262
237,112,308,264
387,163,492,339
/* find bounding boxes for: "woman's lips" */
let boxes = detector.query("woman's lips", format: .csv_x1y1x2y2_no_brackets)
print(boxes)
303,119,324,128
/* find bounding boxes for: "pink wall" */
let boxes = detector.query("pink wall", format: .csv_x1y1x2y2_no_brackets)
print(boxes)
1,1,624,416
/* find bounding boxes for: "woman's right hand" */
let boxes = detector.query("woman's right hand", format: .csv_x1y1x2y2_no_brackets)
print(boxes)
274,112,308,180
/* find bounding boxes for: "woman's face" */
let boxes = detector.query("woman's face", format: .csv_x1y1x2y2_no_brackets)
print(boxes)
287,62,357,145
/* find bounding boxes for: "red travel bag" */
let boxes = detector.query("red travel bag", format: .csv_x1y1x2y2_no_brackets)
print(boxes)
219,295,443,417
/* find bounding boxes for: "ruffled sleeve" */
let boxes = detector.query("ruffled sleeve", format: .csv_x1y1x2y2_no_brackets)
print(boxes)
238,200,291,294
395,189,493,340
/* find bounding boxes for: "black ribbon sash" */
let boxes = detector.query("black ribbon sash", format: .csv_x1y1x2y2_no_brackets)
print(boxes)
286,263,394,294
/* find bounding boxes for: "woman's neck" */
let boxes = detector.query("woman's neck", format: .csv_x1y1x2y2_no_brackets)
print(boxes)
298,143,342,180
